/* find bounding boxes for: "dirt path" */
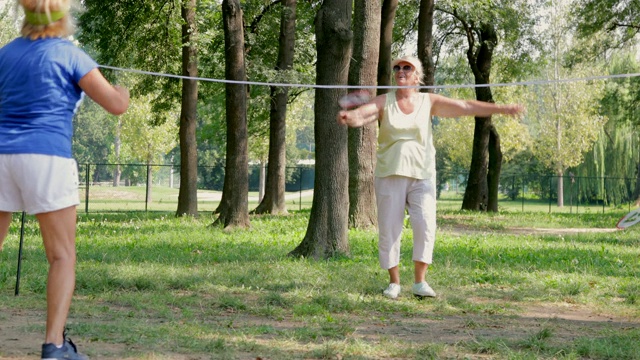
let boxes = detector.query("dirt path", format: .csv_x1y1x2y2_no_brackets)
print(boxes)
440,224,621,236
1,302,639,359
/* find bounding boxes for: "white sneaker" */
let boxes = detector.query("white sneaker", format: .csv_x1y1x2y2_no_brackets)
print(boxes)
383,283,401,299
412,281,436,297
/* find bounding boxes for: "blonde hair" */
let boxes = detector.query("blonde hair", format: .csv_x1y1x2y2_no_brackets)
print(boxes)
19,0,75,40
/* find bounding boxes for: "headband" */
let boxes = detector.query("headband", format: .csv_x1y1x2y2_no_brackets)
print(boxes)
24,9,67,25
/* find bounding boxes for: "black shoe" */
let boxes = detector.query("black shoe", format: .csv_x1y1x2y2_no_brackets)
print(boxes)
41,337,88,360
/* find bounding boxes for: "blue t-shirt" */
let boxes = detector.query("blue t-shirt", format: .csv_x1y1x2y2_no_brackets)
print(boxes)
0,37,97,158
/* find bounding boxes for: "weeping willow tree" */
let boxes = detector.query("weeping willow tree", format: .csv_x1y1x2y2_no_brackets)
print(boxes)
572,52,640,206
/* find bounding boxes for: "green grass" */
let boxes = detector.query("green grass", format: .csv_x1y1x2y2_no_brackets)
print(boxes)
79,185,635,215
1,210,639,359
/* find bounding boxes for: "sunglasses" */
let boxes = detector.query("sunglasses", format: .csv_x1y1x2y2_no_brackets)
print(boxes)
393,64,413,72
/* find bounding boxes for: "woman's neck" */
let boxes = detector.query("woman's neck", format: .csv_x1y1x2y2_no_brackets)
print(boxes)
396,88,418,100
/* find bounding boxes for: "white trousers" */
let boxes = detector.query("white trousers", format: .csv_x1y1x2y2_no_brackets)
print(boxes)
375,175,436,269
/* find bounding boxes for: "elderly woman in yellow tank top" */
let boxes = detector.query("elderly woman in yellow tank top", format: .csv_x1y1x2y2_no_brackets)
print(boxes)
338,55,523,299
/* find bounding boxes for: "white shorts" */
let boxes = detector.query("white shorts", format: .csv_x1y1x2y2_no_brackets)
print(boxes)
0,154,80,215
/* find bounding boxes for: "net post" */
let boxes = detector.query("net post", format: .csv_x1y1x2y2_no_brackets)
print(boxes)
15,211,26,296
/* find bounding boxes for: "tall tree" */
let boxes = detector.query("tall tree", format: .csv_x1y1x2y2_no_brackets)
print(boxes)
445,10,499,211
525,70,605,207
78,1,200,216
435,0,539,212
72,101,115,166
216,0,250,229
575,53,640,205
176,0,200,217
254,0,297,215
290,0,352,259
377,0,398,96
119,93,179,203
570,1,640,203
347,0,380,229
527,0,606,207
112,118,122,187
604,54,640,204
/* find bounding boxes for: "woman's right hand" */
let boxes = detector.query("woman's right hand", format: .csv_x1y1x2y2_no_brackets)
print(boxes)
78,69,130,115
337,110,350,126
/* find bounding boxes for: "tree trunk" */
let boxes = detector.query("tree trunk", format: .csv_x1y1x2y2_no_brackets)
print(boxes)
215,0,250,229
113,164,121,187
254,0,296,216
556,111,564,207
461,23,499,212
487,125,502,212
462,117,491,210
113,120,121,187
146,162,153,204
417,0,435,92
176,0,199,217
347,0,380,229
258,160,266,202
377,0,398,96
557,171,565,207
418,0,441,196
289,0,351,259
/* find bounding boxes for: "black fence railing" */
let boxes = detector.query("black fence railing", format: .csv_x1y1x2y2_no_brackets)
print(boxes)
78,163,315,213
76,163,639,214
438,172,638,214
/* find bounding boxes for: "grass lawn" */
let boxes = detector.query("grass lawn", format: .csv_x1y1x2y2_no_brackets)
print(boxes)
78,185,314,213
1,210,639,359
78,185,635,217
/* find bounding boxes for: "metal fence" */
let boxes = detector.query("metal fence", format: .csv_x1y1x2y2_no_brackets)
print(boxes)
439,172,638,214
78,163,315,213
76,163,639,214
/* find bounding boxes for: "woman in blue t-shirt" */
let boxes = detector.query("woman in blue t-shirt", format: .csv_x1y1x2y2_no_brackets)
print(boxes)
0,1,129,359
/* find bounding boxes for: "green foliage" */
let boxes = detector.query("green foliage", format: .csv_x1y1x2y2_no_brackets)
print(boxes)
393,0,421,54
434,0,545,81
73,100,117,165
78,0,184,107
118,82,179,165
241,1,316,163
525,73,606,175
429,0,548,196
78,1,183,70
570,0,640,64
78,0,319,167
434,117,475,169
522,1,607,179
570,52,640,205
0,2,18,46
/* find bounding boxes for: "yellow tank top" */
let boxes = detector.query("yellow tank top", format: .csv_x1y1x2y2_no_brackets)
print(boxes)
375,91,435,181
